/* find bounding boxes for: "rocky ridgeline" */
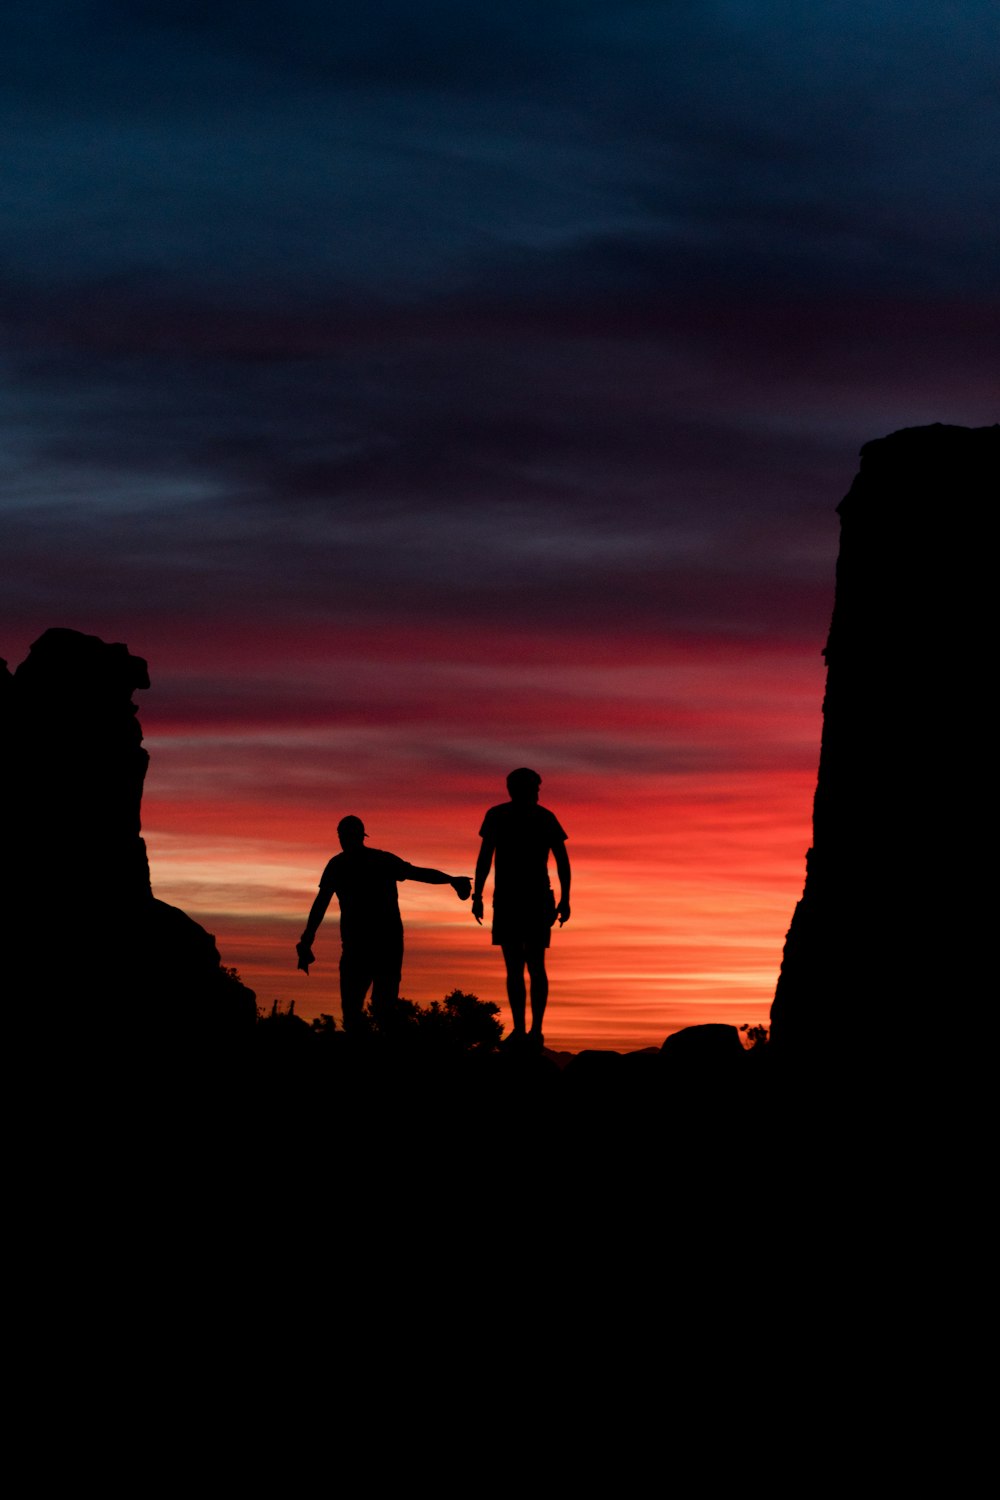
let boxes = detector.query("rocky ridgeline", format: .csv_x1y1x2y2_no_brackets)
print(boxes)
0,627,255,1039
770,423,998,1060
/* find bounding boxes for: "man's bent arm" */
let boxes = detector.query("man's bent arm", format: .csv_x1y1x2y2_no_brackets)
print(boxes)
409,866,472,900
554,841,571,924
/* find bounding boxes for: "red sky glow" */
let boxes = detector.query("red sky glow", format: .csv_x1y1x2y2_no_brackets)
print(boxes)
138,637,826,1049
4,3,995,1050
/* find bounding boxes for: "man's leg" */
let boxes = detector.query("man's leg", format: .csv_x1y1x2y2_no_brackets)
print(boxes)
525,943,548,1044
500,941,527,1037
339,949,372,1035
370,939,404,1034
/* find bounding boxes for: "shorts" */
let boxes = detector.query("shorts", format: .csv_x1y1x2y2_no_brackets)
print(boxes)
491,891,557,949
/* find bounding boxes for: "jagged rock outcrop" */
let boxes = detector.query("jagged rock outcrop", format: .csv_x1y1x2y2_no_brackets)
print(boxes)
1,628,255,1041
770,424,998,1060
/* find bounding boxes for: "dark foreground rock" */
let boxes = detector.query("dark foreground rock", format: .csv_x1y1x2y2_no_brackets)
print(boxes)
661,1023,743,1068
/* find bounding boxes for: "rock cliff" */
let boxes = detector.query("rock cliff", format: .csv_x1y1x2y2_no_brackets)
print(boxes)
770,423,997,1060
1,628,255,1040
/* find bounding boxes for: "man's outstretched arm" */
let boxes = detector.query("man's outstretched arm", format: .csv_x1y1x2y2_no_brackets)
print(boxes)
554,841,571,925
472,837,495,926
297,886,333,973
408,866,472,900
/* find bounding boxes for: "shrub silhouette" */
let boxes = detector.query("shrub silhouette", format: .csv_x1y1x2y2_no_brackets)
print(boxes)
375,989,502,1052
739,1023,769,1050
257,996,311,1032
253,989,501,1054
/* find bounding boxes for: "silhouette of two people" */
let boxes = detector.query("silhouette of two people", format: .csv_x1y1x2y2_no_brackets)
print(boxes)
297,815,470,1035
297,771,570,1045
473,768,570,1049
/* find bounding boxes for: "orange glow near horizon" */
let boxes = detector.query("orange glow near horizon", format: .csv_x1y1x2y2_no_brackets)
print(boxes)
140,638,823,1051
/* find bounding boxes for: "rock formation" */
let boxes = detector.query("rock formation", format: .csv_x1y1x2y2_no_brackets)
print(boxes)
770,423,997,1061
1,628,255,1042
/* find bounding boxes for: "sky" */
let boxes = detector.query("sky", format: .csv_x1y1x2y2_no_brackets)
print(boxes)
2,2,997,1048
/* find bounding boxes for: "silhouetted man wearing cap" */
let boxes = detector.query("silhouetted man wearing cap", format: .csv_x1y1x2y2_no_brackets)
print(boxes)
297,815,470,1034
472,769,570,1049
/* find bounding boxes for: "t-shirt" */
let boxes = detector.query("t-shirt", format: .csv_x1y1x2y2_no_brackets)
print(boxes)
478,803,568,902
318,848,413,945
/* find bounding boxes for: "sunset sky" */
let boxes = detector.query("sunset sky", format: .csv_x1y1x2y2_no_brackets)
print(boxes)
3,3,997,1048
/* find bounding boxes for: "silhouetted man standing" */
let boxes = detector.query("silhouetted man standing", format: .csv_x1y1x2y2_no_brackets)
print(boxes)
472,768,570,1048
297,815,470,1034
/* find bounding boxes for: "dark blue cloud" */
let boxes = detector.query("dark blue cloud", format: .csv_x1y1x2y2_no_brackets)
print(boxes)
4,1,997,300
2,2,996,663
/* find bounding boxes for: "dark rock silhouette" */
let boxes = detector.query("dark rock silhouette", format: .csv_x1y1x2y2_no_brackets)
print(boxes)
0,627,255,1043
661,1023,743,1066
770,424,998,1062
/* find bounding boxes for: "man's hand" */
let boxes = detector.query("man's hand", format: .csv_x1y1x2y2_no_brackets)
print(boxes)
451,876,472,901
296,940,315,974
471,894,484,925
556,899,570,927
